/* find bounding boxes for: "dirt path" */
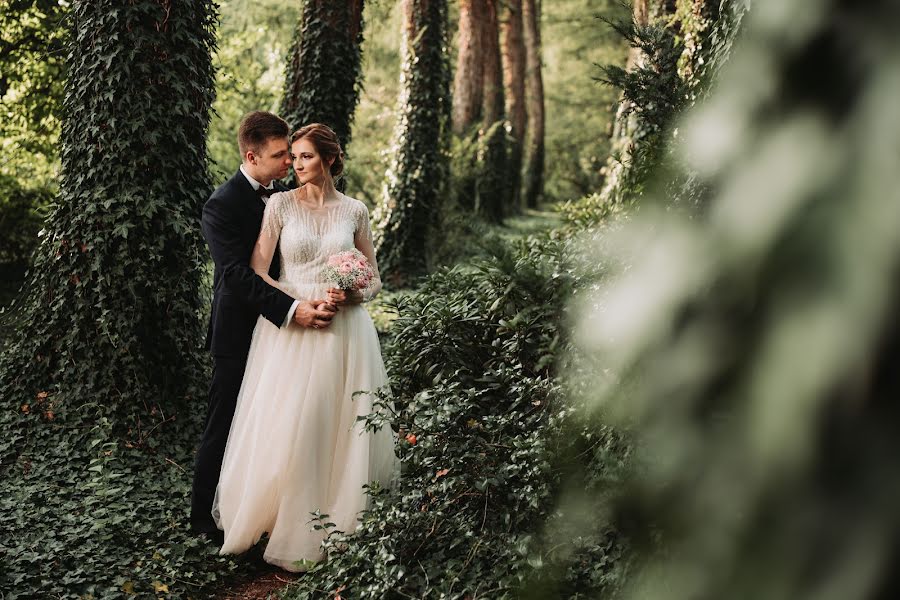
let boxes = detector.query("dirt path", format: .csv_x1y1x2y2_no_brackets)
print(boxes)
216,570,301,599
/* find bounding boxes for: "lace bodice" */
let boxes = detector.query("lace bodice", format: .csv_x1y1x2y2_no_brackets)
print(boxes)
261,190,376,289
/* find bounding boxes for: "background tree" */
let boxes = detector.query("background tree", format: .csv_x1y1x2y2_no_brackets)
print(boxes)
0,0,221,594
501,0,527,213
372,0,450,286
521,0,545,208
476,0,509,221
451,0,484,134
1,0,216,419
280,0,365,153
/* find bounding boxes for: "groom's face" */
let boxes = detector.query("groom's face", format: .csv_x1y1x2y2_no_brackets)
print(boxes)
248,136,292,184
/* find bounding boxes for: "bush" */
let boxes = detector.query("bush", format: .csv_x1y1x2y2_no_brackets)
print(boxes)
0,177,52,267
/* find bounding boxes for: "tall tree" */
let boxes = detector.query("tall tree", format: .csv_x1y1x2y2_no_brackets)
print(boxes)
0,0,216,427
451,0,485,134
521,0,545,208
281,0,365,150
373,0,450,285
501,0,527,212
478,0,508,221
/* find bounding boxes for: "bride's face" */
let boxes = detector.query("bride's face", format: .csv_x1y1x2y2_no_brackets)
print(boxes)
291,138,333,187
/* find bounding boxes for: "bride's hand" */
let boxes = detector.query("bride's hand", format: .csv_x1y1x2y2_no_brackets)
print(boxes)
327,287,363,306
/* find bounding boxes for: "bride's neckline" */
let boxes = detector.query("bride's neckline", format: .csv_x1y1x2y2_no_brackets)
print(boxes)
290,188,345,210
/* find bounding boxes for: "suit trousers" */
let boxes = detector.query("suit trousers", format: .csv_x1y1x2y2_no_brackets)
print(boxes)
190,354,247,533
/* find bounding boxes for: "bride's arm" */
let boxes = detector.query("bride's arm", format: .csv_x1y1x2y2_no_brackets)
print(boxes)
328,203,383,305
249,226,283,291
354,230,383,301
250,196,306,326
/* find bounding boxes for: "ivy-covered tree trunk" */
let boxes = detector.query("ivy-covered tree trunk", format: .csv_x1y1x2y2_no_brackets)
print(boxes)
280,0,365,150
373,0,450,286
501,0,527,213
521,0,545,208
451,0,485,134
478,0,508,222
0,0,216,428
598,0,679,204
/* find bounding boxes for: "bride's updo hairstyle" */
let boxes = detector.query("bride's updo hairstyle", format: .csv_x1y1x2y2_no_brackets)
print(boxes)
290,123,345,180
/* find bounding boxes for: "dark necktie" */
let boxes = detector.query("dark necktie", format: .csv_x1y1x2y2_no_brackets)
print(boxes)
256,186,274,198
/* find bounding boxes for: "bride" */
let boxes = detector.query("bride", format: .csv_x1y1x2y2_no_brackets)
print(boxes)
212,123,398,571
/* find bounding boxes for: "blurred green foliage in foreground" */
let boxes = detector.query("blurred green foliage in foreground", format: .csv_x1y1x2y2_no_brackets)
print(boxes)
570,0,900,598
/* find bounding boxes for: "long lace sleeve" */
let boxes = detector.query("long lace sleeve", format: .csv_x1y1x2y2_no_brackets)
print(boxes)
251,192,286,283
354,201,382,302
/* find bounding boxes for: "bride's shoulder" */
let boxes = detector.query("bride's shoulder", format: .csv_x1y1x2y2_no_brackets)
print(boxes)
266,189,296,211
339,193,370,214
269,189,292,203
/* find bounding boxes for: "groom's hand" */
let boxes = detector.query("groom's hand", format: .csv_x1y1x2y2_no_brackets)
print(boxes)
294,299,337,329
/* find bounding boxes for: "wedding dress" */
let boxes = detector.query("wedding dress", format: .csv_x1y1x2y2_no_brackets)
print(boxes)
212,190,397,571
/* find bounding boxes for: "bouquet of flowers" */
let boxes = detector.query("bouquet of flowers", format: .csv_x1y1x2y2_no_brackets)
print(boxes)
322,248,375,291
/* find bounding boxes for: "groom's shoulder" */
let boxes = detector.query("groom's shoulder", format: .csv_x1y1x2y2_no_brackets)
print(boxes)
210,171,244,199
205,172,244,210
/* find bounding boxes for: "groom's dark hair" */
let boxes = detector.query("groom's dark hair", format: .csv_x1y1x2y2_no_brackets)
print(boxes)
238,111,290,157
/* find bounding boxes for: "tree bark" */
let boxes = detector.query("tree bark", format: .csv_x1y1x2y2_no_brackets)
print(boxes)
451,0,485,135
281,0,365,150
475,0,507,222
373,0,450,285
0,0,217,424
501,0,527,213
521,0,544,208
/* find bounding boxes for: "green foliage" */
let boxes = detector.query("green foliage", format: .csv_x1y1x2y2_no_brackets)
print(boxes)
280,0,365,152
0,0,67,180
540,0,629,202
341,0,402,204
449,121,510,223
0,0,68,270
598,18,687,137
0,176,51,266
558,190,631,231
206,0,300,181
567,0,900,599
0,1,245,596
372,0,452,286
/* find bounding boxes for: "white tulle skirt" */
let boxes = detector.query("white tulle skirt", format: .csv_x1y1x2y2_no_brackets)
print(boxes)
212,282,398,572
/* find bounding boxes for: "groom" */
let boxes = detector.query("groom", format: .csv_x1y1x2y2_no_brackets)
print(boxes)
190,111,336,541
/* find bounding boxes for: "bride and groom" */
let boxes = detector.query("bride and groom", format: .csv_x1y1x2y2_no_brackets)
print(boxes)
189,111,397,572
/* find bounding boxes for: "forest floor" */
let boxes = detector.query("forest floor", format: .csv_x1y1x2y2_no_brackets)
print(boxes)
212,205,562,599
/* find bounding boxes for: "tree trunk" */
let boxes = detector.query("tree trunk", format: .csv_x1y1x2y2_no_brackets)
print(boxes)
451,0,485,135
521,0,544,208
373,0,450,286
281,0,365,150
0,0,217,425
477,0,507,222
501,0,527,213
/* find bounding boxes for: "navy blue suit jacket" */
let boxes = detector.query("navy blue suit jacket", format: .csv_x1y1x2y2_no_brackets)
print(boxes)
201,171,294,358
